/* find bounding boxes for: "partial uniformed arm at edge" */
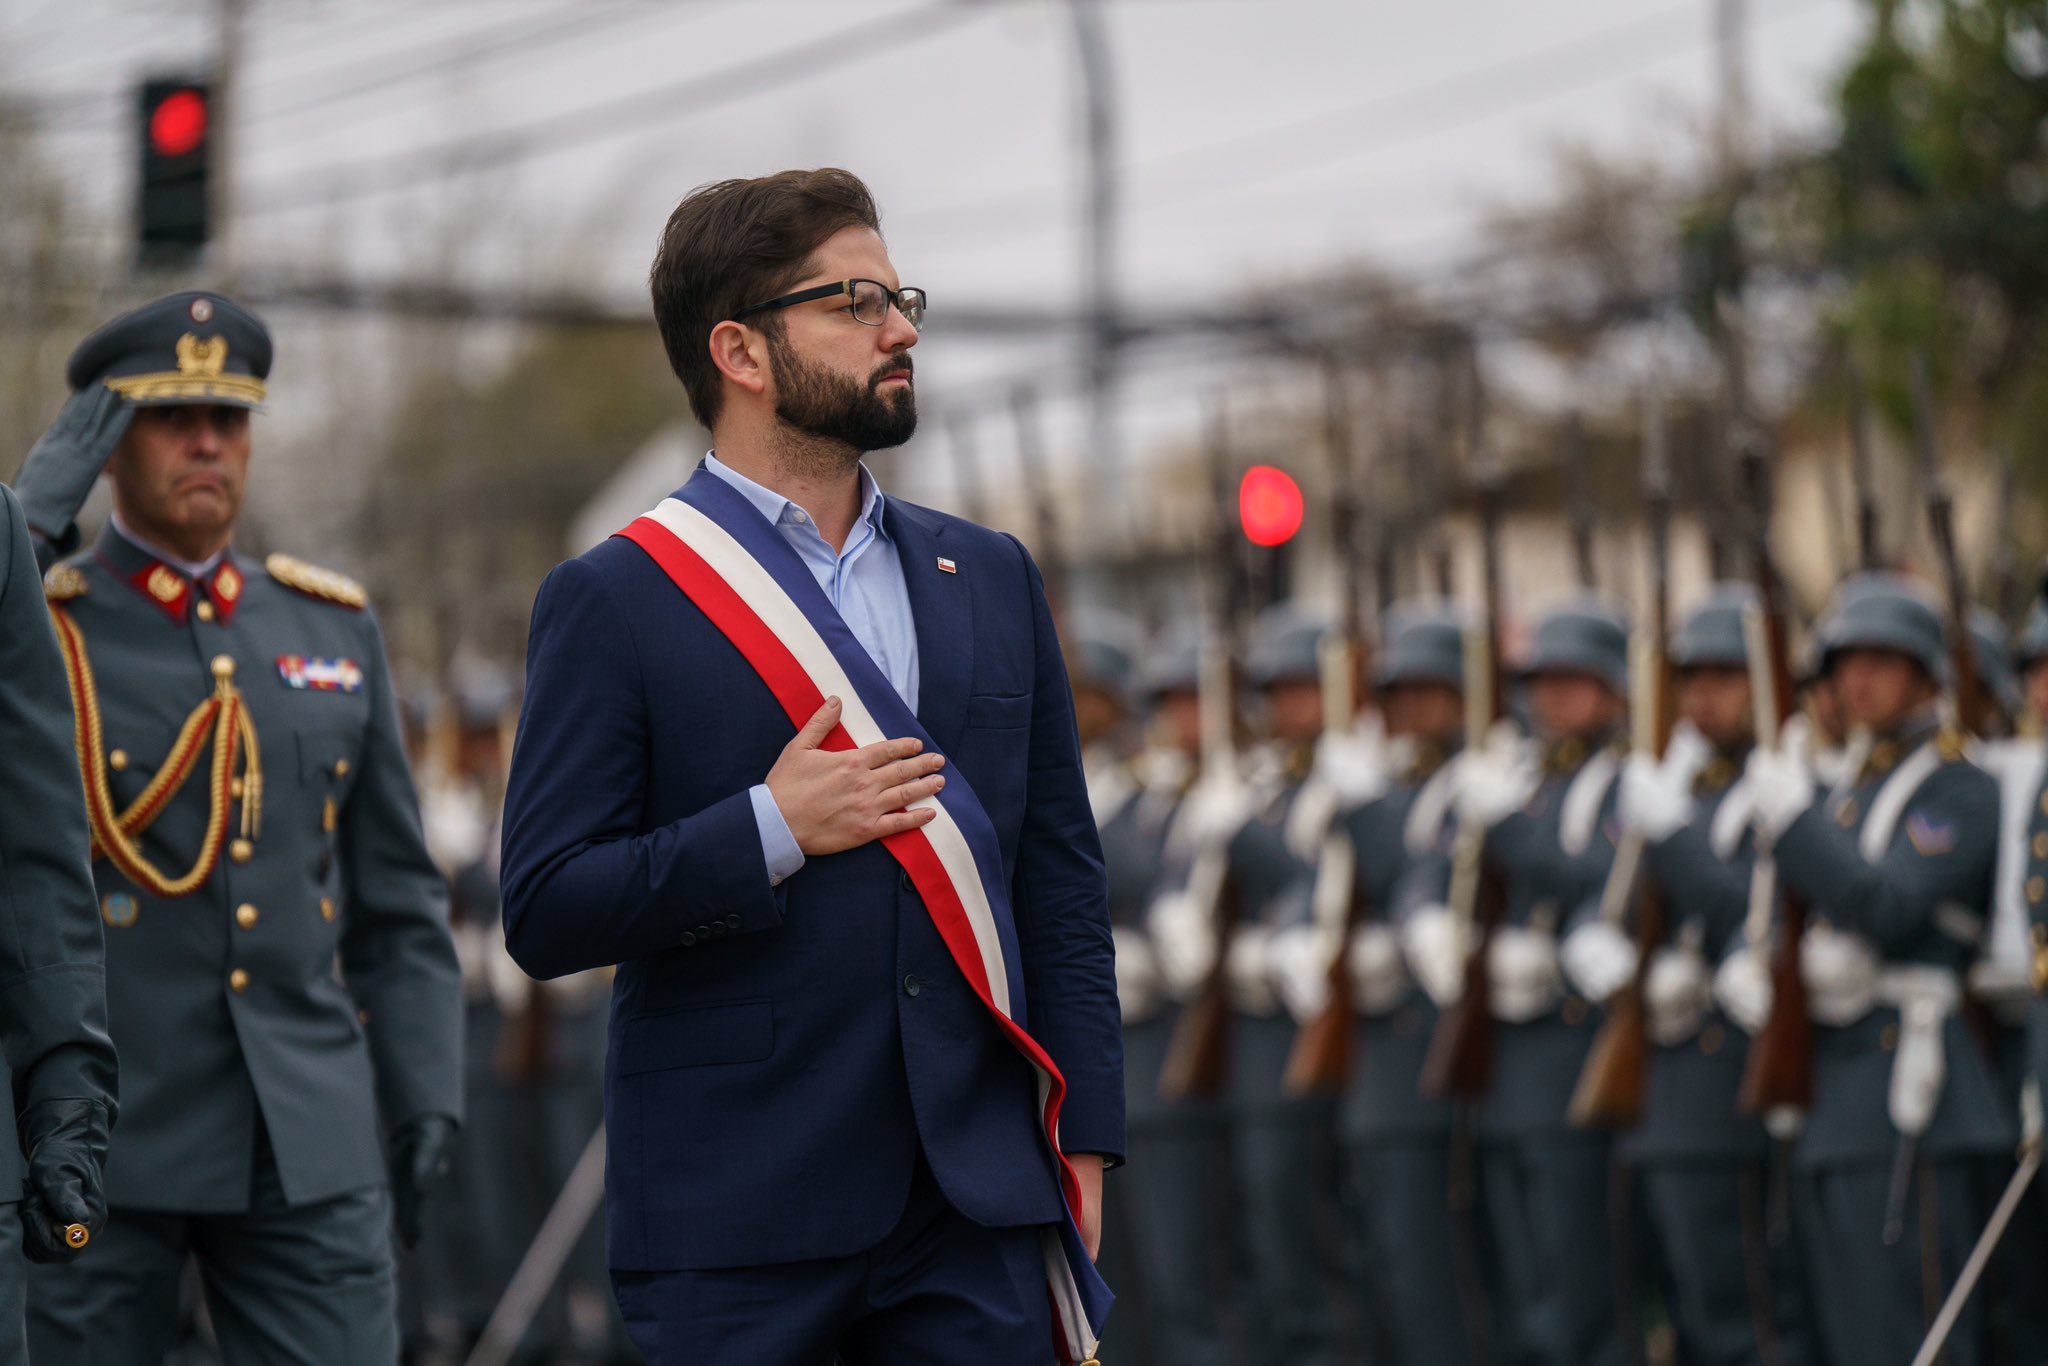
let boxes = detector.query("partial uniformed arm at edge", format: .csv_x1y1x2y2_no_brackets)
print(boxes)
1003,536,1124,1165
337,612,464,1132
501,555,788,981
1773,762,1999,952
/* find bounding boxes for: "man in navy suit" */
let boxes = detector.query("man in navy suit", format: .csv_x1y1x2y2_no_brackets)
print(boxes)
500,168,1123,1365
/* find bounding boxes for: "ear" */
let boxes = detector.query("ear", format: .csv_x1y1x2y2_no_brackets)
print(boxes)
708,320,770,401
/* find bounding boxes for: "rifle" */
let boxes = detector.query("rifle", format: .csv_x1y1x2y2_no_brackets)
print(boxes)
1281,357,1373,1096
1157,397,1248,1102
1846,358,1882,572
1733,419,1815,1116
1909,354,1994,738
1419,469,1510,1100
1568,386,1677,1129
1009,384,1067,627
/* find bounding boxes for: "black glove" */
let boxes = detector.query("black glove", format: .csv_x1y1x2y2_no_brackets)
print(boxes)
18,1097,111,1265
15,385,134,553
389,1114,458,1249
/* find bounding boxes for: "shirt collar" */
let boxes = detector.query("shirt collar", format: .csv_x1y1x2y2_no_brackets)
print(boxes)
703,452,889,543
110,510,227,579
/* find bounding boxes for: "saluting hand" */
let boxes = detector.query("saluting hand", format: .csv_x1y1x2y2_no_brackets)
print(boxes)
766,697,948,857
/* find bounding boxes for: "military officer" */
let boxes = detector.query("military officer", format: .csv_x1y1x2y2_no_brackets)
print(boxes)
1745,573,2012,1366
0,483,121,1363
12,292,464,1363
1401,596,1630,1366
1610,585,1815,1365
1324,602,1481,1366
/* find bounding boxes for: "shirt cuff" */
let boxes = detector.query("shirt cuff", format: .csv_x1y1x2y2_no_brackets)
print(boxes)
749,784,805,887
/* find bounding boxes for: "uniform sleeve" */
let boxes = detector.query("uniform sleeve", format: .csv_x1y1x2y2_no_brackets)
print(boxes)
336,611,464,1132
499,556,785,980
1773,762,1999,952
1004,538,1123,1163
1644,819,1756,959
0,486,118,1122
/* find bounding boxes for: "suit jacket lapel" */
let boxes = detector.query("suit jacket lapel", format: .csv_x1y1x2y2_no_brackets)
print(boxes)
886,500,973,756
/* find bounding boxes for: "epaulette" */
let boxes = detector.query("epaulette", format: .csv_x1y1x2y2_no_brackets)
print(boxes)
265,553,367,611
1937,729,1969,764
43,564,89,602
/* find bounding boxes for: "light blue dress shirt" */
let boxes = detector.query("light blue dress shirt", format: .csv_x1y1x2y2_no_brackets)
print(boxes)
703,453,921,886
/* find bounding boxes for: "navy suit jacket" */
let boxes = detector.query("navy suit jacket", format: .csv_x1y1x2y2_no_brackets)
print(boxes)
501,474,1124,1272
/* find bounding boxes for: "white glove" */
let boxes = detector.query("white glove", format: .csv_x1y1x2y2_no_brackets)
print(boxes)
1559,920,1638,1004
1112,926,1164,1022
1744,724,1816,846
1347,923,1408,1016
1315,716,1389,807
1489,925,1564,1022
1401,905,1467,1009
1173,771,1252,854
1801,923,1881,1026
1269,924,1334,1023
1224,926,1279,1015
1713,947,1773,1035
1146,887,1215,997
1618,725,1711,844
1452,727,1539,832
1644,947,1712,1045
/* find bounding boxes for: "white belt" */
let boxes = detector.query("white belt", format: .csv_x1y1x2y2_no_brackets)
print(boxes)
1645,945,1713,1046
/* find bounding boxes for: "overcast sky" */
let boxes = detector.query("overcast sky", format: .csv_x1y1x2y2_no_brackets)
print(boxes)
4,0,1867,509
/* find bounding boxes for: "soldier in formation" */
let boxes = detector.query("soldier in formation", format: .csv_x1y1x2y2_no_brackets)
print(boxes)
1085,552,2048,1366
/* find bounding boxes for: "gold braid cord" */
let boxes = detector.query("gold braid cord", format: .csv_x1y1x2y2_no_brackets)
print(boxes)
49,608,257,899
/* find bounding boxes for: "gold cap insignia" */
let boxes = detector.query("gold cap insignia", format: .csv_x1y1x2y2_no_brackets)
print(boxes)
176,332,228,378
146,565,183,604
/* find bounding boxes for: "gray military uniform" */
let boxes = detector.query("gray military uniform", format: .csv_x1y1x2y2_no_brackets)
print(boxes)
1774,720,2011,1366
1340,745,1480,1366
1622,752,1814,1365
0,485,119,1366
26,522,462,1365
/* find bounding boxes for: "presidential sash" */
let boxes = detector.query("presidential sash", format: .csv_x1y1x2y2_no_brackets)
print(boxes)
616,472,1110,1364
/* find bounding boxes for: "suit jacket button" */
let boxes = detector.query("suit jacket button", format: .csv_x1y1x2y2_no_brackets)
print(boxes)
725,913,742,930
900,871,914,893
679,931,698,948
709,921,726,937
903,975,922,998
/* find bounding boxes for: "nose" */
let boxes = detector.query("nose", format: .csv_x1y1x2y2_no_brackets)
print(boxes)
878,303,919,353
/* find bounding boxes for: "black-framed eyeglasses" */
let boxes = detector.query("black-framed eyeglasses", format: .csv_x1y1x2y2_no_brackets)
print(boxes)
732,278,927,332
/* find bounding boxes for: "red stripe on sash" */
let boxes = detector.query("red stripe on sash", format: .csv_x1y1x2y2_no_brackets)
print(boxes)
618,516,1086,1222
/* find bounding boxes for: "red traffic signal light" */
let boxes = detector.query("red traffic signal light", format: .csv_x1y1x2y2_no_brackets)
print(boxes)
148,88,208,158
1239,465,1305,547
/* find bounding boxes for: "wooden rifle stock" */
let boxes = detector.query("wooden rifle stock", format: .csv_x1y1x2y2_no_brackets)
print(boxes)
1158,867,1242,1101
1281,871,1365,1096
1570,387,1676,1130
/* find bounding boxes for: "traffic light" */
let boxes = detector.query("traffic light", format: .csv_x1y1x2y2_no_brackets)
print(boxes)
1239,464,1305,547
136,77,212,266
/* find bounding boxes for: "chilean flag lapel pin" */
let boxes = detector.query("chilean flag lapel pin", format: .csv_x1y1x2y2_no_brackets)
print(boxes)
937,557,958,574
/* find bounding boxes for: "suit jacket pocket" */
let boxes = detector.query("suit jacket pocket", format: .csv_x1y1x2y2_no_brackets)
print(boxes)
966,691,1032,731
618,999,773,1075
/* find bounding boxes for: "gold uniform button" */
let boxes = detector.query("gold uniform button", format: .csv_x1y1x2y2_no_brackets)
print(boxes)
235,904,259,930
2030,877,2046,907
229,969,250,994
2034,832,2048,860
109,749,129,772
2041,790,2048,818
1880,1023,1900,1052
195,601,216,623
210,654,235,681
358,1008,371,1026
320,898,336,923
1700,1023,1725,1056
230,839,254,865
333,759,351,779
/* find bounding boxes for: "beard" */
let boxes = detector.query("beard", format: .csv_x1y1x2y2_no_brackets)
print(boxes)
768,332,918,456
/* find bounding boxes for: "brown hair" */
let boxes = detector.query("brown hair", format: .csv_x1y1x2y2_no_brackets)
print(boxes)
649,168,883,429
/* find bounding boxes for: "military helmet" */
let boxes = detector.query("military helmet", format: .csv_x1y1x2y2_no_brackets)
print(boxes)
1814,572,1947,683
1139,622,1204,699
1671,583,1756,671
2015,599,2048,674
1521,596,1630,696
1970,606,2021,721
1063,607,1143,709
67,290,272,409
1373,599,1465,692
1246,605,1329,688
